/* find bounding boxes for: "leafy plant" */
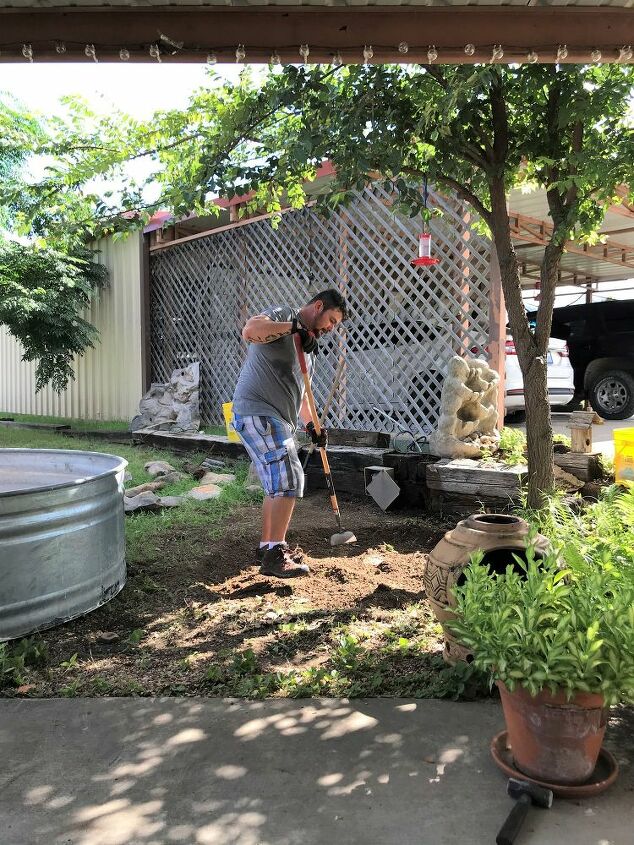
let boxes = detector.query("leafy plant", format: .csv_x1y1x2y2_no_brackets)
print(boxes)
331,633,364,670
0,637,48,689
124,628,145,647
496,427,527,466
451,544,634,706
599,454,615,478
0,241,107,391
60,680,81,698
517,485,634,574
59,653,79,673
617,483,634,529
11,636,48,667
0,644,25,688
231,648,258,675
430,661,491,702
91,676,113,695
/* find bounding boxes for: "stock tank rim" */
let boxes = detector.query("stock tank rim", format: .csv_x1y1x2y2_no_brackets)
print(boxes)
0,448,128,499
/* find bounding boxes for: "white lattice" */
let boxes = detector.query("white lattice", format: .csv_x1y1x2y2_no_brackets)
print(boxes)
149,185,491,433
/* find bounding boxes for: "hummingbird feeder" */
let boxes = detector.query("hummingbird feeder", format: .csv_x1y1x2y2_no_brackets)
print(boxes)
412,176,440,267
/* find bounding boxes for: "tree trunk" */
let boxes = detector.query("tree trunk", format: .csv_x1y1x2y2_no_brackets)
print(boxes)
521,352,554,506
488,177,555,508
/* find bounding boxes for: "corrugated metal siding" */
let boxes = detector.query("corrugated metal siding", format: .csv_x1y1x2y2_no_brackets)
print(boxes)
0,235,143,422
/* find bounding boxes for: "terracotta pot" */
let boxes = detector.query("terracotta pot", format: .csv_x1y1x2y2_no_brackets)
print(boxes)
424,513,549,663
497,681,609,785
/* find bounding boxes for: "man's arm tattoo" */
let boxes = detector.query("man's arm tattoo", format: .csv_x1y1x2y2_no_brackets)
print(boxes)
251,328,289,343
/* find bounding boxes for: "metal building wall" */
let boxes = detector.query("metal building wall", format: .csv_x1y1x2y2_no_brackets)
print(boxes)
0,235,143,422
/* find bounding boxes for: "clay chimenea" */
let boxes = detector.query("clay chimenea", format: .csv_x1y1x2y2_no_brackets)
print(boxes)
424,514,550,663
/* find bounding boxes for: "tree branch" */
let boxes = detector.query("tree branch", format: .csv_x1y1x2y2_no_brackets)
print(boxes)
534,240,565,353
489,71,509,166
563,120,584,209
421,66,449,91
435,173,492,225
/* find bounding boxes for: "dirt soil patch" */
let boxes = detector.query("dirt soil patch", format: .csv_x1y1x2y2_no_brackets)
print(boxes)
4,494,470,700
211,497,442,607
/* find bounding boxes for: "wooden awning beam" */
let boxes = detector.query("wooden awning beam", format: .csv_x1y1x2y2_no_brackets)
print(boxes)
1,7,633,64
519,258,596,287
509,210,634,270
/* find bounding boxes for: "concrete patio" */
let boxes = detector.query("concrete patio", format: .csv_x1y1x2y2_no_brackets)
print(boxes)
1,698,632,845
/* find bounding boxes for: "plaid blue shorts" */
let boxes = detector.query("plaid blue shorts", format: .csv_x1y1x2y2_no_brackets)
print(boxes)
232,413,304,498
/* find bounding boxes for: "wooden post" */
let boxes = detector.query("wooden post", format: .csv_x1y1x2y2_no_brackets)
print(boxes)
460,205,471,354
140,233,153,393
488,243,506,428
336,211,349,428
567,410,601,454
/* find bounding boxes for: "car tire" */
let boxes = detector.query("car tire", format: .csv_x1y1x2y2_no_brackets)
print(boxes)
588,369,634,420
504,410,526,424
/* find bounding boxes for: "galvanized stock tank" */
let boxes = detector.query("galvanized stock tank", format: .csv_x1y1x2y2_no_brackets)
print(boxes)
0,449,127,641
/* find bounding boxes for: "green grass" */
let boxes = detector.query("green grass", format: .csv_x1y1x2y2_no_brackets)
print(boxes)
0,412,131,431
0,424,183,483
0,411,226,437
201,602,488,701
0,423,257,568
124,463,256,566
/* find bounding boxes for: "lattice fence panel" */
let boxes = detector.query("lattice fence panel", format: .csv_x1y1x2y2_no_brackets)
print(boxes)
149,184,491,433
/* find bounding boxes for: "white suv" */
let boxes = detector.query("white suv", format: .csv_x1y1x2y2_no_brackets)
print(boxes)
505,336,575,415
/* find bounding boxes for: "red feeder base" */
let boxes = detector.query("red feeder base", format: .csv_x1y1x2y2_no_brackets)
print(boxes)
412,257,440,267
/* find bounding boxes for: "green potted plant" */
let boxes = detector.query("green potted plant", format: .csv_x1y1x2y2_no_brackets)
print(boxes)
450,542,634,785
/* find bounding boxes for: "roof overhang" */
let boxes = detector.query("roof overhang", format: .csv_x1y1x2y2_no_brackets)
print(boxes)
1,5,633,64
508,187,634,289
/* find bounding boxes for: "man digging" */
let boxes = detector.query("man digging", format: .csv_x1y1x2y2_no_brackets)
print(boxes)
232,289,348,578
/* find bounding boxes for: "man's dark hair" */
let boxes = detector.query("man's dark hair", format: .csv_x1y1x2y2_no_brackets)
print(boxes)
307,288,348,321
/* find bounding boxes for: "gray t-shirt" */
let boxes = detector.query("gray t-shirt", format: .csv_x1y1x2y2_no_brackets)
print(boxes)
232,306,314,428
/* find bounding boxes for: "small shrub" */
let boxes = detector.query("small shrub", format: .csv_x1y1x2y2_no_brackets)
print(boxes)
451,544,634,705
0,637,48,689
517,485,634,575
91,677,113,695
124,628,145,648
60,680,81,698
497,427,527,466
59,653,79,673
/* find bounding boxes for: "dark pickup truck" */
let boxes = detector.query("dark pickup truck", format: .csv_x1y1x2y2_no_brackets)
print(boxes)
549,300,634,420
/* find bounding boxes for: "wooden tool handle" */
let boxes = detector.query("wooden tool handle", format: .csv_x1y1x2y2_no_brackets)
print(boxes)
294,334,326,438
294,334,342,530
302,356,345,470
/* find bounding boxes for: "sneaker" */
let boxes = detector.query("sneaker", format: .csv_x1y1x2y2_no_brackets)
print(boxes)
255,544,306,564
260,544,310,578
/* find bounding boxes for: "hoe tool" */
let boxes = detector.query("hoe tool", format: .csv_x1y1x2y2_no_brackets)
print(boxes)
294,334,356,547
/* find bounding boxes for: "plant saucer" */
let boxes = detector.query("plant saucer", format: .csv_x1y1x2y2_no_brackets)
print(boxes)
490,730,619,799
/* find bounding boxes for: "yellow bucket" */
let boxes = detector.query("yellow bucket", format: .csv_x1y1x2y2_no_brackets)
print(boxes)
222,402,241,443
614,427,634,485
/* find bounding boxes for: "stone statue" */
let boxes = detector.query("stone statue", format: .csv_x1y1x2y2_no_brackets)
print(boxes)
429,355,500,458
130,361,201,433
